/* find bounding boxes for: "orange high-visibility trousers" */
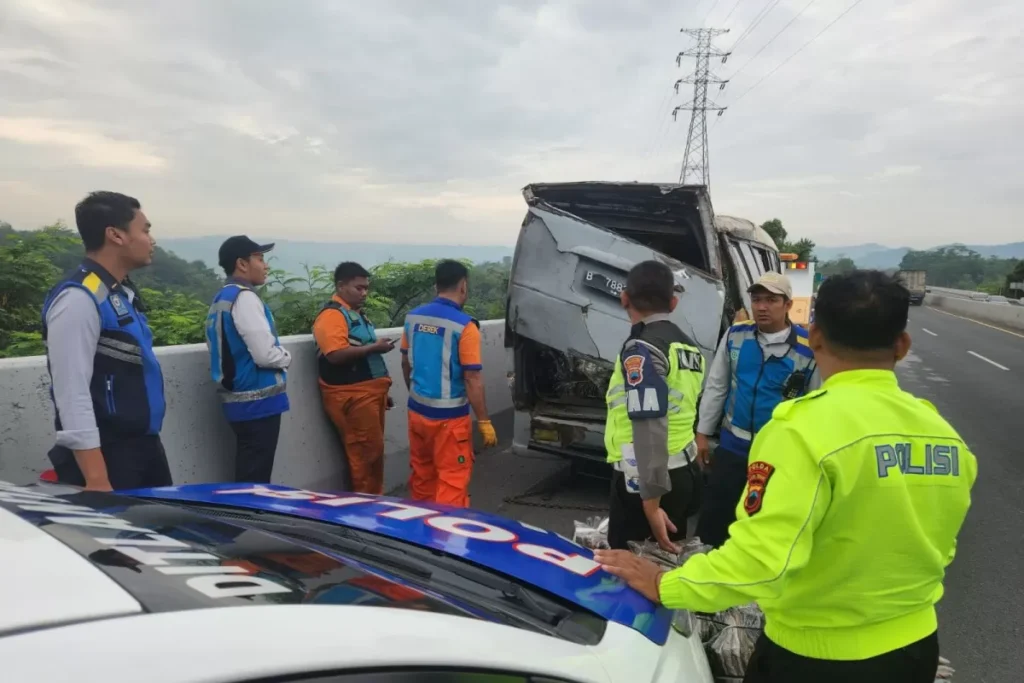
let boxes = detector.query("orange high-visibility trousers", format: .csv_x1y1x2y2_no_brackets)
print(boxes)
408,412,474,508
320,377,392,495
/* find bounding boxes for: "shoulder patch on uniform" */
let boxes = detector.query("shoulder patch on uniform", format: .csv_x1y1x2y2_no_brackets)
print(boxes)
623,353,645,386
771,388,827,421
743,461,775,516
109,293,131,318
82,272,103,295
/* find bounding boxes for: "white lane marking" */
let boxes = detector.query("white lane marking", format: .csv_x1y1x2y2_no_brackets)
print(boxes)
921,328,938,336
967,351,1009,371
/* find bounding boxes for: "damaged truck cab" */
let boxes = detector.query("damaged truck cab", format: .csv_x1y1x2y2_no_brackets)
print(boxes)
504,182,780,463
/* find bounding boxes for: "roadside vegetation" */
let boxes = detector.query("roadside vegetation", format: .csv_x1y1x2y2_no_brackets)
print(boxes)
0,221,510,358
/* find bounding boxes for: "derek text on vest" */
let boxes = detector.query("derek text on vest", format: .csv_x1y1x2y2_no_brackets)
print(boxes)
401,260,498,508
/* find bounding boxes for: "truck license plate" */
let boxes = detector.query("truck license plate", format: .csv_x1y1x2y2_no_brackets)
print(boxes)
583,270,626,298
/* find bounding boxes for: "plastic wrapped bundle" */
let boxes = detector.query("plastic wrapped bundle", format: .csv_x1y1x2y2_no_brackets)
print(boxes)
707,624,760,679
572,516,609,550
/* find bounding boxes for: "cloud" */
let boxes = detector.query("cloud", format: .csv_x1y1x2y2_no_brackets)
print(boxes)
0,0,1021,249
871,165,923,180
733,175,841,190
0,117,166,170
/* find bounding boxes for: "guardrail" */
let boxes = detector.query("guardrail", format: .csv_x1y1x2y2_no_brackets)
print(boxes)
0,321,512,490
925,294,1024,332
927,286,990,300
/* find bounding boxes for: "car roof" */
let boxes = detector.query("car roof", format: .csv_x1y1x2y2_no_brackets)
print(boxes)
0,501,142,635
0,605,624,683
0,480,671,647
127,482,674,644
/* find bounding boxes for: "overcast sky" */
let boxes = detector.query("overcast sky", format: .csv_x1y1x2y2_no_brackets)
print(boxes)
1,0,1020,248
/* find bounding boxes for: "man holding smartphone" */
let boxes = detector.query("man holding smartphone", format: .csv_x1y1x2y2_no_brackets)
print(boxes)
312,262,396,494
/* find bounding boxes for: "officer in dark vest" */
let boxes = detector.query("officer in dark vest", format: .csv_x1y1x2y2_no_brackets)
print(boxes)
205,236,291,483
312,262,396,494
42,191,172,491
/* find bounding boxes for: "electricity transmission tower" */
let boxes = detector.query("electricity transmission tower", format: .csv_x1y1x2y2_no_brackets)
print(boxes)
673,28,730,187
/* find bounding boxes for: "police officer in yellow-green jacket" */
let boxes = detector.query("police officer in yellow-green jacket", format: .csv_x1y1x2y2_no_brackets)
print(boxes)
597,270,977,683
604,260,706,552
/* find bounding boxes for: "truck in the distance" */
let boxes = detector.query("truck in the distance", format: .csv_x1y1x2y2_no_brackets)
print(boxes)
898,269,927,305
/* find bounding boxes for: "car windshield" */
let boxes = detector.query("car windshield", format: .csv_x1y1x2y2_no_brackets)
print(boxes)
168,500,607,646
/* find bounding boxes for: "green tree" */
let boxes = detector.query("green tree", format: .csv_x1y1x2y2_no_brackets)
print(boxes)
259,262,336,336
0,225,81,357
818,257,857,277
367,259,445,327
759,219,815,261
0,221,513,356
899,245,1017,291
1005,260,1024,299
761,218,787,250
141,289,209,346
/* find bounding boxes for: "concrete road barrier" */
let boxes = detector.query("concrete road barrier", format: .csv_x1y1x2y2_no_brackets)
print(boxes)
925,294,1024,332
0,321,512,491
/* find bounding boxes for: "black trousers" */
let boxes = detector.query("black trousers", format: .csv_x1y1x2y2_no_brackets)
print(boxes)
744,631,940,683
230,414,282,483
608,465,699,550
694,444,749,548
49,434,173,490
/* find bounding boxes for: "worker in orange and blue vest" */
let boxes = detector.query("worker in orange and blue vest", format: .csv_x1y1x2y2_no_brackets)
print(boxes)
400,260,498,507
313,262,397,495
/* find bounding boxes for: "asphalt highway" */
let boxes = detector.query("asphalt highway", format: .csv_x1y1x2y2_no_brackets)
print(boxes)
467,305,1022,682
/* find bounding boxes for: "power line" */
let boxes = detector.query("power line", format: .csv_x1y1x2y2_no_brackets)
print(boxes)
641,84,676,161
730,0,784,52
673,28,731,187
725,0,869,110
728,0,819,81
702,0,723,25
720,0,746,25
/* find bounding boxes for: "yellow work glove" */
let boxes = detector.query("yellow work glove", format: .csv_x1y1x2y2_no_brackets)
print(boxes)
477,420,498,448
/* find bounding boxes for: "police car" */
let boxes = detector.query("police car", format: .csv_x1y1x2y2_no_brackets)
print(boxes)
0,479,714,683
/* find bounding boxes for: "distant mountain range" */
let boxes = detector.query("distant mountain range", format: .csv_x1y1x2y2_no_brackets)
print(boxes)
814,242,1024,269
160,237,514,275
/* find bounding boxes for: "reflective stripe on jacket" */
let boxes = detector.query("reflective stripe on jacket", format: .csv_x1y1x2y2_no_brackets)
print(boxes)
42,259,166,439
404,298,477,419
720,321,816,455
659,369,978,661
205,282,289,422
605,339,705,463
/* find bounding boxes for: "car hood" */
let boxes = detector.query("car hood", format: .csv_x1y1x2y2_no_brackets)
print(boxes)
127,483,672,644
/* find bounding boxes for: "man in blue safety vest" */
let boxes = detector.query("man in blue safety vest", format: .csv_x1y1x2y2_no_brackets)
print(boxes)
42,191,171,491
694,271,821,547
401,260,498,507
205,236,291,483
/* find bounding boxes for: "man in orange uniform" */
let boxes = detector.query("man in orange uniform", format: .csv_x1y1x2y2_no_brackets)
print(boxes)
312,262,397,494
401,260,498,507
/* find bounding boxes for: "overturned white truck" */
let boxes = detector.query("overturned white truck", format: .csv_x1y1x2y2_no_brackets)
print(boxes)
504,181,781,464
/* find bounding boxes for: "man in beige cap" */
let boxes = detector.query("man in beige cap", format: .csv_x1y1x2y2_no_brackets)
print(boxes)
693,271,821,547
